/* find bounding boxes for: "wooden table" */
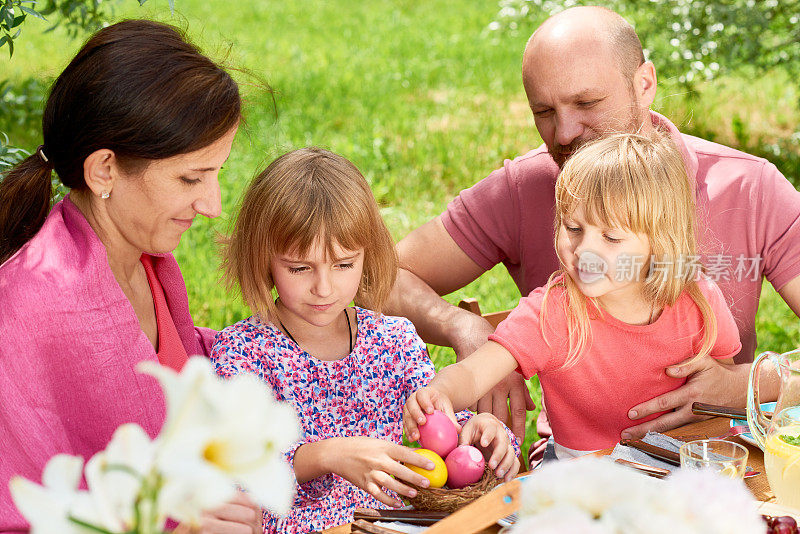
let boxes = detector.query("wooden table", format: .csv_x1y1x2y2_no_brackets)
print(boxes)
322,416,779,534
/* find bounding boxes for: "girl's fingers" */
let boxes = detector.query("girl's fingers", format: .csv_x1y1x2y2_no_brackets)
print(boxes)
388,458,434,489
373,470,419,499
485,431,507,471
416,389,437,417
403,404,422,441
496,445,518,481
506,456,521,482
366,482,404,508
394,444,435,471
457,421,478,446
480,424,497,449
405,395,427,427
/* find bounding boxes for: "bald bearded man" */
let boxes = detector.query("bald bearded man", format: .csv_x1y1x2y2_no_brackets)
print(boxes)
386,6,800,457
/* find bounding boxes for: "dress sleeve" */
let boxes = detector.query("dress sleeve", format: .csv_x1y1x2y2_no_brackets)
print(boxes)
396,319,520,454
284,437,336,501
210,328,259,379
211,328,335,500
697,278,743,359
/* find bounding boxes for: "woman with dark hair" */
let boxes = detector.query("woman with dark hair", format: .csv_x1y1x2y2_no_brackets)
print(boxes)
0,20,261,532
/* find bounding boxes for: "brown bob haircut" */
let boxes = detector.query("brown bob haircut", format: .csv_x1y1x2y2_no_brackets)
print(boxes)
222,147,398,321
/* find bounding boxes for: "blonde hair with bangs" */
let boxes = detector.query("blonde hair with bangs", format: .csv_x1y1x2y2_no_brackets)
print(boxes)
221,147,398,321
543,132,717,367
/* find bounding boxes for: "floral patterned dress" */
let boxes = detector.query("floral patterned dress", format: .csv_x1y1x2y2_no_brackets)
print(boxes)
212,307,462,533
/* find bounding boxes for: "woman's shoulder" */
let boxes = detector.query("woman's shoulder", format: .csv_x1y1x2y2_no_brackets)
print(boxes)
0,199,113,313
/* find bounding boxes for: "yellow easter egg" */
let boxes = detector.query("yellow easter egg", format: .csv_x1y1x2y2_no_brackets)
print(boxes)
407,448,448,488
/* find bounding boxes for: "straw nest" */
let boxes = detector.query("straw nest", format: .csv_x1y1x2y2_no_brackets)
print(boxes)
406,464,501,513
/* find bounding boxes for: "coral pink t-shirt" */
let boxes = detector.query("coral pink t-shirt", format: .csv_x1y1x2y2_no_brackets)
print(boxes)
443,112,800,363
488,276,741,453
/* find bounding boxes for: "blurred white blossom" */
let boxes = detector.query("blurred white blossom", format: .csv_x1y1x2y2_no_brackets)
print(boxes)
11,356,301,533
511,458,764,534
141,357,301,518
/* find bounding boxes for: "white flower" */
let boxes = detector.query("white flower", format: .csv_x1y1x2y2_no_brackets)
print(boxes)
513,458,764,533
140,356,301,519
514,504,612,533
518,457,659,519
83,424,158,531
660,469,764,534
9,454,97,534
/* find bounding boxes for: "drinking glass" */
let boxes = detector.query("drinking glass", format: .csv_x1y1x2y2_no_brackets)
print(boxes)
679,439,749,479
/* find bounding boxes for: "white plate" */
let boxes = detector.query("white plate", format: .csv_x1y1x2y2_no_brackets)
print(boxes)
496,474,535,527
730,402,777,446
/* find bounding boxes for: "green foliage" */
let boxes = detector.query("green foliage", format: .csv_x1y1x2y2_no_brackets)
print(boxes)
0,1,44,57
489,0,800,85
0,77,45,141
0,131,27,171
0,0,172,57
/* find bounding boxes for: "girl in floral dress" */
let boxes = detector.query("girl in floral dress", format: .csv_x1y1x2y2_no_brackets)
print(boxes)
211,148,519,533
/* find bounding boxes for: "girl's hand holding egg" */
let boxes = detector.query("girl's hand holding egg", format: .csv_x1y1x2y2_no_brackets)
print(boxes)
403,387,459,442
327,436,435,508
458,413,520,482
407,448,448,488
406,410,519,490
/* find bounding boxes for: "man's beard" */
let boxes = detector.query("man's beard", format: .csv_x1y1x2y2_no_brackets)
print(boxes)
548,106,645,168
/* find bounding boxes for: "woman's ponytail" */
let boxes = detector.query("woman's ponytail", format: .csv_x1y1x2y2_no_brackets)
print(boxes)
0,150,53,264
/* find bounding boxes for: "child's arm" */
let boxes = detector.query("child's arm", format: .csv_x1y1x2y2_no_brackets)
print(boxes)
403,340,519,442
399,322,521,481
292,437,435,508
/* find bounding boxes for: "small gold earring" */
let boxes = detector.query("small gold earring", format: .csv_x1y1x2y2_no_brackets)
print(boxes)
100,191,110,199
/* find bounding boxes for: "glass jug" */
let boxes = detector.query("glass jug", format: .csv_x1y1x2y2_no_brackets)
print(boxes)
747,348,800,508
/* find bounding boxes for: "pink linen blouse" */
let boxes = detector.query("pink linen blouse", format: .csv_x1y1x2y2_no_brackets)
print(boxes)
0,195,214,532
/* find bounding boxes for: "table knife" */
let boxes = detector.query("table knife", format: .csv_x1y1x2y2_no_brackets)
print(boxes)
619,438,681,466
691,402,772,419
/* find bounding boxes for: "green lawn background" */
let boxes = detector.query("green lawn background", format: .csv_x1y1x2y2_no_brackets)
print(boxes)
3,0,799,454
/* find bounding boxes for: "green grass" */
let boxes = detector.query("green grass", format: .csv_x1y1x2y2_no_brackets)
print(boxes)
2,0,799,456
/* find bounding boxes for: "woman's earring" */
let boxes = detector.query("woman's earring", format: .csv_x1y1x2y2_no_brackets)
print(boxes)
100,191,110,199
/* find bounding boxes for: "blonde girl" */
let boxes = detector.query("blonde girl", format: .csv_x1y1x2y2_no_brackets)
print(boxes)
211,148,519,533
404,133,741,460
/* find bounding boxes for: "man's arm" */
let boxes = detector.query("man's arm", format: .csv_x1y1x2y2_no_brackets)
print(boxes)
777,275,800,318
387,216,492,355
387,216,536,440
621,358,781,439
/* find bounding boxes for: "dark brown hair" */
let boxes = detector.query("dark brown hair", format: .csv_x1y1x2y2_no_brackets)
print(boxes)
0,19,241,264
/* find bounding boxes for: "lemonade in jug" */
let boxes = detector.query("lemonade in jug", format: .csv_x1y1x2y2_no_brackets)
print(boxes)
748,348,800,509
